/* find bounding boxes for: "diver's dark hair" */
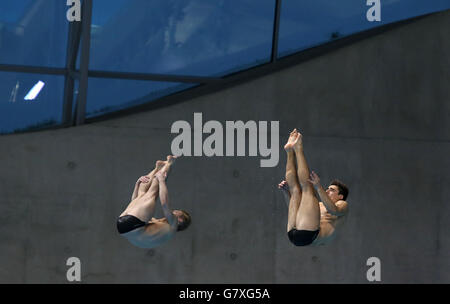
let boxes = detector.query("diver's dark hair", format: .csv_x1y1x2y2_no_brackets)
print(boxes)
177,210,191,231
330,180,349,200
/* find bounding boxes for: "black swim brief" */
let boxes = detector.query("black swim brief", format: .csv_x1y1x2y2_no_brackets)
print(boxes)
117,215,147,234
287,228,320,246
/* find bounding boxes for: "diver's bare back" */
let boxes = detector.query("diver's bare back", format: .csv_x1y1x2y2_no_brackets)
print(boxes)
121,218,175,248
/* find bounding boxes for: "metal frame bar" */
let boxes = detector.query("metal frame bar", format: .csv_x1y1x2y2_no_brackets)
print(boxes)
75,0,93,126
271,0,282,62
87,70,221,84
0,64,65,75
0,66,224,84
62,18,83,126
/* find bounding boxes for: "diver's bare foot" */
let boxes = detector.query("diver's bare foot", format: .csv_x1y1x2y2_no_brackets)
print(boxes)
159,155,177,180
293,131,303,150
284,129,299,151
155,160,166,170
166,155,177,165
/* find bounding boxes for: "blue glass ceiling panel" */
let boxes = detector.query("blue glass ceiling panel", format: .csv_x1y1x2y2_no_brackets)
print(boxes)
278,0,450,58
0,0,69,67
85,78,197,119
0,71,64,134
88,0,275,77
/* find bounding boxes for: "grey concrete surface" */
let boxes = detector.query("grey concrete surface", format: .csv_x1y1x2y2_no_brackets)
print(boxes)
0,11,449,283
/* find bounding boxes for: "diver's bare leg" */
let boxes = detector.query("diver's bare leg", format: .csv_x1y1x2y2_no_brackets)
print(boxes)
284,129,302,232
119,160,165,218
293,132,321,230
137,160,166,197
121,156,176,222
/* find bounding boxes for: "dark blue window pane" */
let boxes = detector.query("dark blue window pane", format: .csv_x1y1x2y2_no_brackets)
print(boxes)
86,78,197,119
278,0,450,58
0,72,64,134
89,0,275,76
0,0,68,67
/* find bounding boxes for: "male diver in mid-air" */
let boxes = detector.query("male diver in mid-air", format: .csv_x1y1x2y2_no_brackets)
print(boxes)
278,129,349,246
117,155,191,248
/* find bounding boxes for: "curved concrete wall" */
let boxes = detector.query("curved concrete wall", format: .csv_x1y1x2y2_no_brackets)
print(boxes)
0,10,449,283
